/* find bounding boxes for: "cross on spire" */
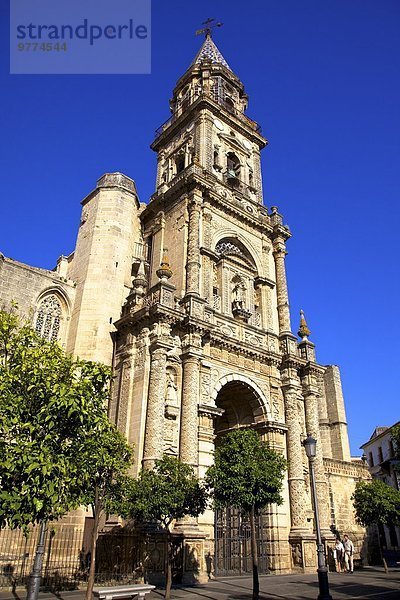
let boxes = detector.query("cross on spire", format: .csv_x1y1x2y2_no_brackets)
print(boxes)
195,18,223,39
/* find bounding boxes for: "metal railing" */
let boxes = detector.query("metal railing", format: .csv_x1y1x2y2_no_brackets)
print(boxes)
0,526,184,591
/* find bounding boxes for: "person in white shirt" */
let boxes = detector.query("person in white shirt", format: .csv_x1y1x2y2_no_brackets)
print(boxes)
334,537,345,572
343,534,354,573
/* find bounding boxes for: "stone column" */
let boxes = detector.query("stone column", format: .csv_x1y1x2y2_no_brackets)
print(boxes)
302,372,331,534
282,371,309,534
185,195,202,296
273,238,291,334
179,353,201,467
202,210,213,304
142,342,168,468
175,339,203,536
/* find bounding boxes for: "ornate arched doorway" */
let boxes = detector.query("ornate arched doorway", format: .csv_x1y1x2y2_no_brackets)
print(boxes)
213,379,270,576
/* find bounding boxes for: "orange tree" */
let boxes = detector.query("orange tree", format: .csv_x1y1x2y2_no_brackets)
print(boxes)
0,309,133,600
121,455,207,600
205,428,286,600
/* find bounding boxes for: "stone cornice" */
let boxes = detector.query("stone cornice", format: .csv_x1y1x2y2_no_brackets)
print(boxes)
300,362,326,378
2,255,76,288
254,275,276,289
198,404,225,419
142,168,276,237
115,303,183,332
254,421,288,435
323,457,371,480
209,331,281,365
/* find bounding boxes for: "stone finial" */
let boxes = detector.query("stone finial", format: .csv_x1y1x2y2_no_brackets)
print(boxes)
298,309,311,340
132,260,148,290
156,252,173,281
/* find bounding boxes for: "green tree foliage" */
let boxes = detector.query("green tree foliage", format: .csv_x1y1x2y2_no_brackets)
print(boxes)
77,423,133,600
205,428,286,600
352,479,400,528
391,424,400,466
0,309,110,529
0,309,134,600
121,455,207,600
352,479,400,569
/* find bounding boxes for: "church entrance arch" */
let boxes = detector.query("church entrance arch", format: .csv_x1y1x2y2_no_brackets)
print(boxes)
212,377,270,576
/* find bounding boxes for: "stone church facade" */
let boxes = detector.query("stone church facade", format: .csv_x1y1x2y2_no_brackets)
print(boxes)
1,35,370,577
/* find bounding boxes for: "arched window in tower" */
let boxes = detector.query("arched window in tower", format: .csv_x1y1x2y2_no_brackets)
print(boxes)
224,97,235,113
175,153,185,174
211,77,223,103
226,152,240,182
34,294,63,341
178,85,190,114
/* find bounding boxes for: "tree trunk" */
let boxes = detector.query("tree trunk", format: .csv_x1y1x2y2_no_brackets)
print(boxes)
249,506,259,600
165,532,172,600
377,524,389,573
85,488,101,600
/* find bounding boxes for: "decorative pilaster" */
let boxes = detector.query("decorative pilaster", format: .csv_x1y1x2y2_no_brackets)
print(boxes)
273,236,291,335
185,195,202,296
282,369,309,534
302,371,332,536
142,341,169,469
179,346,201,467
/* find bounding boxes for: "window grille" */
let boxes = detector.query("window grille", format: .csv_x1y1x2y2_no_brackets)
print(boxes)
35,295,62,341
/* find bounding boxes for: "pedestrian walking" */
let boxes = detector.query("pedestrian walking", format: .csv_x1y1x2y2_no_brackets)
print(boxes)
343,534,354,573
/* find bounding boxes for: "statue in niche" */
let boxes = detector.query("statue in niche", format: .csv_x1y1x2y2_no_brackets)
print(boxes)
166,370,178,402
231,276,251,322
165,368,179,420
232,278,246,308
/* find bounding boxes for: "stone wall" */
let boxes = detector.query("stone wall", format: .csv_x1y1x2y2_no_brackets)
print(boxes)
325,457,372,564
0,254,75,346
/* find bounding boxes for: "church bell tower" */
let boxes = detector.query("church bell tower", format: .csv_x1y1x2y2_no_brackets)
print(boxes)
112,29,363,579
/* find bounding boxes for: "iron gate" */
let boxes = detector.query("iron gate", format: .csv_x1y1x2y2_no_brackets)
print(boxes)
215,508,268,576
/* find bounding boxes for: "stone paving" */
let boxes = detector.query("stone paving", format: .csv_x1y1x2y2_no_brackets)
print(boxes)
1,568,399,600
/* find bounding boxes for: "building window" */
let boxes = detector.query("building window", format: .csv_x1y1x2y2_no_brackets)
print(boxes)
224,97,235,112
35,294,62,341
175,154,185,174
369,452,374,467
226,152,241,183
378,446,383,464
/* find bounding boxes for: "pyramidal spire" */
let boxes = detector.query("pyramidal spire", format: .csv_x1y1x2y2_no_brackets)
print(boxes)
298,309,311,341
191,33,231,70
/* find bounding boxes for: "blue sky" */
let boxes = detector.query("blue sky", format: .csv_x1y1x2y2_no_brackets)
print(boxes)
1,0,399,454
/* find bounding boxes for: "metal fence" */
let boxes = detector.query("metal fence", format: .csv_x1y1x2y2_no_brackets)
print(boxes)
0,525,83,590
0,525,182,590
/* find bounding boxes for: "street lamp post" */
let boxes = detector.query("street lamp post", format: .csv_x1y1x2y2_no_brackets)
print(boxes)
303,434,333,600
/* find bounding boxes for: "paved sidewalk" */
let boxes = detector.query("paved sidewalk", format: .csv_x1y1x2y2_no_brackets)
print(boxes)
1,568,399,600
